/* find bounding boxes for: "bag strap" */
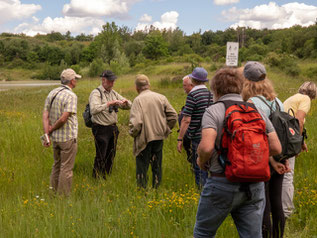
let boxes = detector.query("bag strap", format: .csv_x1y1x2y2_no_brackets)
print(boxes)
288,108,296,117
95,87,103,101
254,96,273,114
50,86,69,110
254,96,282,114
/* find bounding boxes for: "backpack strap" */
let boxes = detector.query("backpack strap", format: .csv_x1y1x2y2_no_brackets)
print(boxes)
214,100,231,170
50,86,69,110
215,100,259,170
254,96,275,114
254,95,282,113
95,87,103,101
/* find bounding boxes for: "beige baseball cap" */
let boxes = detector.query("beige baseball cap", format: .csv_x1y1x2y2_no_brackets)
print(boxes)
135,74,150,87
61,68,82,82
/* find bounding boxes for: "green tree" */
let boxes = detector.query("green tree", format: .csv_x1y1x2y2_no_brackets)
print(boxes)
94,22,122,64
143,31,168,60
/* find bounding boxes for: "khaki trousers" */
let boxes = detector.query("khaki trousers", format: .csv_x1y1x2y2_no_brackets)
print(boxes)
282,156,295,218
51,138,77,196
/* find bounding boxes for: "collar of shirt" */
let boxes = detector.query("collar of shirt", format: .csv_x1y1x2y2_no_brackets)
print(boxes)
189,84,207,93
98,85,111,94
61,84,72,91
217,93,242,102
139,89,151,95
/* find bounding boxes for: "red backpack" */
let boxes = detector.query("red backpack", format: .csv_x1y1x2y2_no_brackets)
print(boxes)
217,100,270,182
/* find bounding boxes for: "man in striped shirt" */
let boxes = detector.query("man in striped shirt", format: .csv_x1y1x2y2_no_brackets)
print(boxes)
42,68,81,196
177,67,213,188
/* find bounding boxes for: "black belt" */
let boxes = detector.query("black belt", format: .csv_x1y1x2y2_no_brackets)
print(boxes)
93,123,116,127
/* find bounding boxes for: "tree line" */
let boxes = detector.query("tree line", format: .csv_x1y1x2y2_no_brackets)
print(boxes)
1,22,317,80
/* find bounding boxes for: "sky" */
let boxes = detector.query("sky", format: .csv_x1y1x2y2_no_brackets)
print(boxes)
0,0,317,36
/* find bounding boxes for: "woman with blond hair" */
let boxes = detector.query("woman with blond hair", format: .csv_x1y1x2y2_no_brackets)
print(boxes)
282,81,317,218
242,61,288,238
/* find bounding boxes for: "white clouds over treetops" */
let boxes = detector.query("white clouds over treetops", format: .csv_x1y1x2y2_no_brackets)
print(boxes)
139,14,152,23
62,0,140,18
14,16,105,36
135,11,179,32
223,2,317,29
214,0,239,5
0,0,41,24
11,0,141,36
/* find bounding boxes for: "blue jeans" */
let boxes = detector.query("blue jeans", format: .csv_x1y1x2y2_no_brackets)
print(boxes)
194,177,265,238
191,139,208,188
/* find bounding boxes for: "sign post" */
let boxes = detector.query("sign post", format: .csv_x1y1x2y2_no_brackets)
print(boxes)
226,42,239,67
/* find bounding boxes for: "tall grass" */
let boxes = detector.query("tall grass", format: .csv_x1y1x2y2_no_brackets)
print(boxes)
0,64,316,237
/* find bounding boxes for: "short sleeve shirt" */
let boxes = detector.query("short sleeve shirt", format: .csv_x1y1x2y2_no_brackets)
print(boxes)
250,95,284,118
44,85,78,142
201,94,275,173
183,85,213,140
284,93,311,115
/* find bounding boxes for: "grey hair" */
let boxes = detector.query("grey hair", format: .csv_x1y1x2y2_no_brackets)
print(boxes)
61,78,72,85
298,81,317,99
137,84,150,91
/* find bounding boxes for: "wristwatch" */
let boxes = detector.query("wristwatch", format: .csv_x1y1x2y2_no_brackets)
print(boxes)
177,139,183,141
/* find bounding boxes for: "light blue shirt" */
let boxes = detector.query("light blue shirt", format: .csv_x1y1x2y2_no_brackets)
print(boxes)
250,95,284,118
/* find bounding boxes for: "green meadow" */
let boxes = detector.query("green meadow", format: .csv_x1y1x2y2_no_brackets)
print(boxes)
0,62,316,237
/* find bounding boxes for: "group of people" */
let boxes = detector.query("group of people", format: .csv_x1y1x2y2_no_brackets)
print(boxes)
42,68,178,194
42,61,316,238
193,62,316,238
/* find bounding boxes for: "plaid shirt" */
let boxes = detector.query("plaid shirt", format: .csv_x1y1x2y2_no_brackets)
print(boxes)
44,85,78,142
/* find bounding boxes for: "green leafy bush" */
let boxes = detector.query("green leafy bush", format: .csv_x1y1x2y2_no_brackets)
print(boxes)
88,58,105,77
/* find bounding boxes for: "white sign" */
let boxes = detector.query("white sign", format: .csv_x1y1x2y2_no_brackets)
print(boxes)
226,42,239,66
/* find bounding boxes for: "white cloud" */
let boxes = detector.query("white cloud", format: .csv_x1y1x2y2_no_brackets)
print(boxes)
223,2,317,30
32,16,39,23
139,14,152,22
62,0,139,18
0,0,41,24
214,0,239,5
135,11,179,31
14,16,105,36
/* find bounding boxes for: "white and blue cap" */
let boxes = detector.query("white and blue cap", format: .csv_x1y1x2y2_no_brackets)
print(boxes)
243,61,266,82
189,67,209,82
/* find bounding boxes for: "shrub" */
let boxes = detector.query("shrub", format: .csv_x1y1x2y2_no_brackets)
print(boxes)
89,58,105,77
265,52,281,67
209,63,217,72
304,67,317,80
35,64,62,80
70,65,81,75
279,56,300,77
159,76,180,88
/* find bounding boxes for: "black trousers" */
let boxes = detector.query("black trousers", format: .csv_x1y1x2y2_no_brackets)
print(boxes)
92,123,119,179
136,140,163,189
262,170,285,238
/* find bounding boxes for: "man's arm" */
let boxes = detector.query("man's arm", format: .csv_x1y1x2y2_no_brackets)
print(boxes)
43,110,50,135
197,128,217,170
295,110,306,133
116,92,132,110
177,116,191,153
129,101,142,137
49,112,71,134
267,131,282,156
42,110,51,147
296,110,308,151
164,99,177,130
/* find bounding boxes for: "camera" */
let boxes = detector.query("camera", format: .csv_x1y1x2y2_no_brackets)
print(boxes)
109,105,119,113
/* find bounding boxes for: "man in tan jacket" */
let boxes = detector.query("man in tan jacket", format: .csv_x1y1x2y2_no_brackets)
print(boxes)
89,70,132,179
129,74,177,189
